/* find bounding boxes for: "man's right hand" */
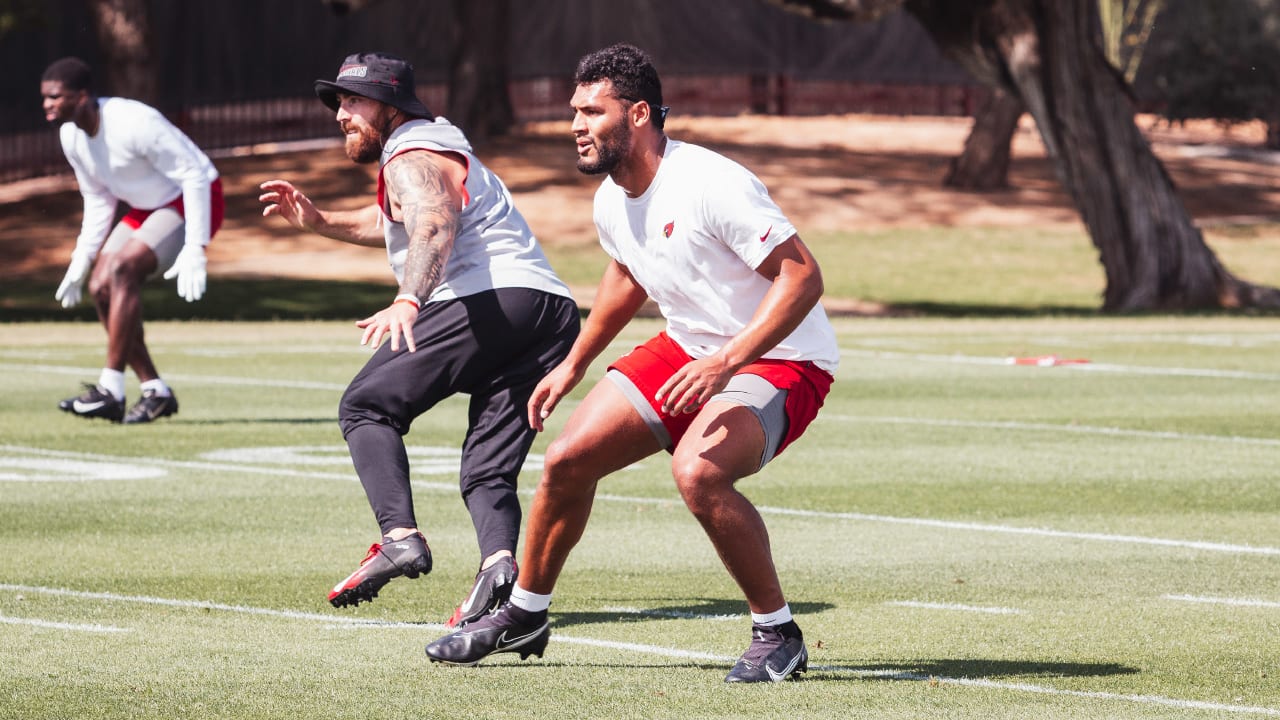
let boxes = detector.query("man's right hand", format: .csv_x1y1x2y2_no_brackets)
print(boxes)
259,179,319,232
54,249,92,308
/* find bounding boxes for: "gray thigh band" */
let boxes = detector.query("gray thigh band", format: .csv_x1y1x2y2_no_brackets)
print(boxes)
606,368,671,449
709,373,789,470
606,369,789,469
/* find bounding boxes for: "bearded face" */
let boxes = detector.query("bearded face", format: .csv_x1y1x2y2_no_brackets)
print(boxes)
336,93,394,164
342,113,385,164
575,104,633,176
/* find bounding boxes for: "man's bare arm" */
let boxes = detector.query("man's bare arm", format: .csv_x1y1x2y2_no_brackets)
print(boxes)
383,150,464,300
259,179,383,247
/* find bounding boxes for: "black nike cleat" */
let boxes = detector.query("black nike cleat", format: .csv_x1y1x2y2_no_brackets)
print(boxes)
328,532,432,608
445,555,518,628
58,383,124,423
425,601,549,666
123,389,179,424
724,621,808,683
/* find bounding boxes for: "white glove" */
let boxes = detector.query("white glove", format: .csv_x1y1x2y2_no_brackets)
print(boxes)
54,250,93,308
163,244,208,302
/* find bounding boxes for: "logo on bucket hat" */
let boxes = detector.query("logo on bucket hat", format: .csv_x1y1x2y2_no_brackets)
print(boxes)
315,51,431,118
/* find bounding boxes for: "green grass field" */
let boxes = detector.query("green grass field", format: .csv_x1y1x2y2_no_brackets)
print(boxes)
2,312,1278,719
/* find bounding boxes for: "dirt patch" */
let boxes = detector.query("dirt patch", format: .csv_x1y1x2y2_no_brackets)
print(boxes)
3,114,1278,290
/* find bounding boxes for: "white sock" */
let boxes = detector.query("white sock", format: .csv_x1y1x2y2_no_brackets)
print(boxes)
751,604,793,627
98,369,126,401
509,584,552,613
139,378,171,397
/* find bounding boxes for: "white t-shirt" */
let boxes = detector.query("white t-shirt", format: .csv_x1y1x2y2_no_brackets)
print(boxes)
59,97,219,255
593,139,839,374
378,118,573,303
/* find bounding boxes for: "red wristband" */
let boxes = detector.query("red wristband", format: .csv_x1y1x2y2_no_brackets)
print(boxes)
393,293,421,311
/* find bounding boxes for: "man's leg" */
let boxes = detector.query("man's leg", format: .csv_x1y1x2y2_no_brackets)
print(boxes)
91,238,159,382
328,343,436,608
670,401,782,612
92,210,186,385
673,401,808,683
425,378,662,665
446,289,579,626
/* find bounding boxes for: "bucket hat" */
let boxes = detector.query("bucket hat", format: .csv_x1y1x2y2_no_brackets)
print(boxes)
315,51,431,117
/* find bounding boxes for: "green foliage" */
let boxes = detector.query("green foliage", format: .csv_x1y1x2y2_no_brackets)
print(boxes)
1143,0,1280,124
0,0,45,38
1098,0,1166,83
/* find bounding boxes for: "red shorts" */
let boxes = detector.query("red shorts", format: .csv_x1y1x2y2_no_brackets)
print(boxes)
608,332,833,457
122,177,225,237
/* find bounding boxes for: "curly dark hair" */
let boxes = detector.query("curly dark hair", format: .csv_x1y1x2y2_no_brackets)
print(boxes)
574,43,665,130
41,57,94,93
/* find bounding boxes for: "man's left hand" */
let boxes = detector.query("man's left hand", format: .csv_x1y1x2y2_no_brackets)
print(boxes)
163,244,208,302
356,300,420,352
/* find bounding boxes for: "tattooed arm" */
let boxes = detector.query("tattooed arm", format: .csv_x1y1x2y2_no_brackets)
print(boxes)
356,149,468,352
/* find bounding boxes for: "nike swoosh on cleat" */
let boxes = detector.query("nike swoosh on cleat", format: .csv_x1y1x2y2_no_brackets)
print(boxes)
766,651,805,682
73,400,106,413
493,626,544,650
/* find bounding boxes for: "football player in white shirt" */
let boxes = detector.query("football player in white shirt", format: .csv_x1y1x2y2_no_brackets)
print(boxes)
427,43,838,684
41,57,224,424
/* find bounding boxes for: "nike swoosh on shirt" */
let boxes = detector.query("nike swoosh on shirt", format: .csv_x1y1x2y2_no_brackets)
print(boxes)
758,225,772,242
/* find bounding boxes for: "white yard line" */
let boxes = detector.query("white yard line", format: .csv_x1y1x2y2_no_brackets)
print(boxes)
4,443,1277,557
840,348,1280,381
828,414,1280,448
601,605,741,621
1,583,1275,716
0,362,348,392
885,600,1026,615
0,611,130,633
1164,594,1280,609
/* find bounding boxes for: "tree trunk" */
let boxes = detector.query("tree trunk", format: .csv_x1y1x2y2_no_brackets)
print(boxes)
906,0,1280,311
85,0,157,105
447,0,514,142
944,86,1023,190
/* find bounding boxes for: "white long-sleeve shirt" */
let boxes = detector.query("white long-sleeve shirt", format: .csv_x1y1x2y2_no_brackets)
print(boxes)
60,97,219,256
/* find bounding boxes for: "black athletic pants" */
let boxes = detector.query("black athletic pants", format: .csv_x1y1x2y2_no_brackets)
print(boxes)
338,287,579,562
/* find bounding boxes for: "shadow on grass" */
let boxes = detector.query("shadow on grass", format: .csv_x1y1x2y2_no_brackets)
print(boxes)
1,276,401,322
852,658,1139,681
550,598,835,631
7,276,1276,321
180,417,337,425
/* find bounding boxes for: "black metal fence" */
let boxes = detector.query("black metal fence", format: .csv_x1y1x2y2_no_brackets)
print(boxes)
2,0,976,185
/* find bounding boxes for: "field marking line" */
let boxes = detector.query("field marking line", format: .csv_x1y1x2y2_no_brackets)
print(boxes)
601,606,742,621
2,582,1276,716
0,583,423,628
0,444,459,492
0,612,130,633
753,503,1280,556
1165,594,1280,609
0,362,348,392
840,348,1280,381
827,414,1280,448
885,601,1026,615
5,443,1278,557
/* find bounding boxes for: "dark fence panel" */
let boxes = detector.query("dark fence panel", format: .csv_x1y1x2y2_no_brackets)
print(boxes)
1,0,974,184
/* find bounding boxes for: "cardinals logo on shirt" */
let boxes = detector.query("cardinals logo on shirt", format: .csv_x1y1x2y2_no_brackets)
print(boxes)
663,221,674,238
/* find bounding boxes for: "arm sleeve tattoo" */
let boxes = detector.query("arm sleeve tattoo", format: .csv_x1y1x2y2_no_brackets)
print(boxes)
386,151,462,300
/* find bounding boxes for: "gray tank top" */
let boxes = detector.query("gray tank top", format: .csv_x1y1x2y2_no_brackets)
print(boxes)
377,118,572,303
